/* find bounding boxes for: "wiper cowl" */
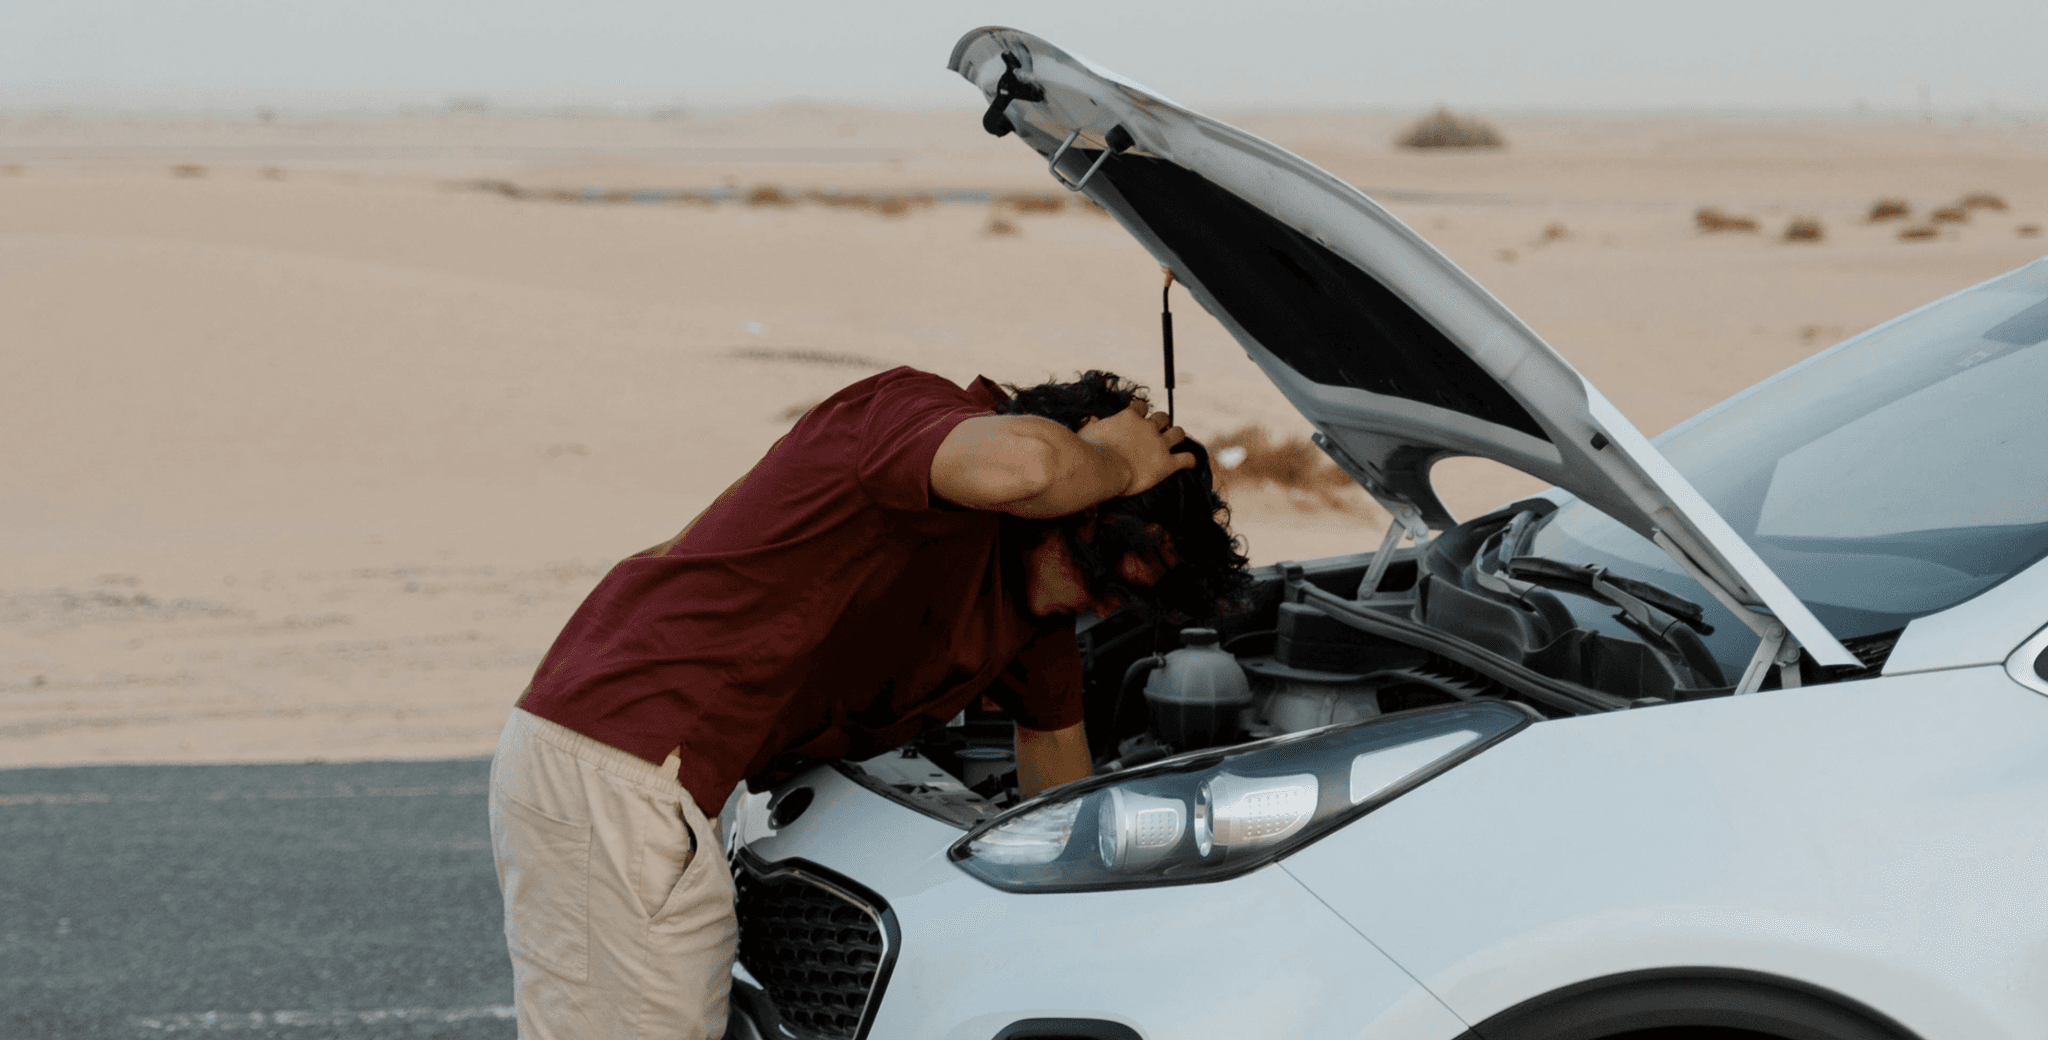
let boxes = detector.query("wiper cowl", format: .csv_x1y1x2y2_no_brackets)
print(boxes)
1508,555,1714,635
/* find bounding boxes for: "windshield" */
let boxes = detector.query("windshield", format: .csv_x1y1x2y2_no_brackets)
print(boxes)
1532,258,2048,664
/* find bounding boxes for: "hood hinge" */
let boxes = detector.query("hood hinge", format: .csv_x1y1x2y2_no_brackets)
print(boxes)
980,52,1045,138
1313,431,1433,545
1650,529,1801,693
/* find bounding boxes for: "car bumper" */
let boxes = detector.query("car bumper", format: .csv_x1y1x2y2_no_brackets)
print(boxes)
727,762,1468,1040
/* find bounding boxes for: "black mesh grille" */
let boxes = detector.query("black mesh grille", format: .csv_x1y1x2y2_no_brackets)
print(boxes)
734,864,887,1040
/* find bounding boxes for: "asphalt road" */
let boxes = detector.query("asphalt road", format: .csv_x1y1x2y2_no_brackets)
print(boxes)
1,759,515,1039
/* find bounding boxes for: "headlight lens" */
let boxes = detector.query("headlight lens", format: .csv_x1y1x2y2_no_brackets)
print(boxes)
952,701,1531,891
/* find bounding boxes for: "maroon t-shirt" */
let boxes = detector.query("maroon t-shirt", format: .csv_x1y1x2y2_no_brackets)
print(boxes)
519,367,1086,811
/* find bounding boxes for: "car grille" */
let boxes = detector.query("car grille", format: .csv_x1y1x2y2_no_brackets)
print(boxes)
734,858,891,1040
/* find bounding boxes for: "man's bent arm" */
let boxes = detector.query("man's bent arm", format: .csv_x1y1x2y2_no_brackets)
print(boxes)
932,400,1193,519
1015,721,1093,798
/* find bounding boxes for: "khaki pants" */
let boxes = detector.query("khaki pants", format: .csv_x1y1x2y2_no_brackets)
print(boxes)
489,708,738,1040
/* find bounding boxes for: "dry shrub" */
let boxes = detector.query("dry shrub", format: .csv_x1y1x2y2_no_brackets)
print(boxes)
260,166,285,181
1397,107,1504,150
1960,192,2008,212
2,163,22,176
171,164,206,179
1695,208,1759,233
1867,198,1910,222
799,190,931,216
1782,217,1824,243
985,216,1020,237
1540,222,1569,242
2020,225,2042,239
1496,248,1517,262
746,184,792,207
1898,224,1939,241
778,399,823,422
1207,425,1358,510
803,190,868,209
997,192,1067,214
543,188,580,202
473,179,523,198
1930,206,1968,223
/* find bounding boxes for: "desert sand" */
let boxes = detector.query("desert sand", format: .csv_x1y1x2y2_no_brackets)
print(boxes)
4,105,2044,767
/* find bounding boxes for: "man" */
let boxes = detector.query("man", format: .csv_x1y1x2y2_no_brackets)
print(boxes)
489,366,1249,1039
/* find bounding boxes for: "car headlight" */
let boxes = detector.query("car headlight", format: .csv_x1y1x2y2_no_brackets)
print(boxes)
951,701,1532,891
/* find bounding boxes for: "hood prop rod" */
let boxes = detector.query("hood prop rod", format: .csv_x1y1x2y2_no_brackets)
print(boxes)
1160,269,1177,420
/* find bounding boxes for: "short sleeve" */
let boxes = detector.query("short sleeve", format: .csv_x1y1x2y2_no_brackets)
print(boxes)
985,623,1086,732
854,369,994,512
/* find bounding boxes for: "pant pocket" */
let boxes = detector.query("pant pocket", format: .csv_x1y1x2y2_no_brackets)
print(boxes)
498,792,592,982
641,803,705,921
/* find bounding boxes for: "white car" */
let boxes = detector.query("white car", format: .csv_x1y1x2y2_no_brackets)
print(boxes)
721,28,2048,1040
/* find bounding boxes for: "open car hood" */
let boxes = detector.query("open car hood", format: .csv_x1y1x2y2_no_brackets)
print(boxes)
950,28,1856,667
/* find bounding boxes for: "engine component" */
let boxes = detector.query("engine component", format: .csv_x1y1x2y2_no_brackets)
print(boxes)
1266,681,1381,733
1144,628,1254,751
956,746,1016,790
1274,601,1427,674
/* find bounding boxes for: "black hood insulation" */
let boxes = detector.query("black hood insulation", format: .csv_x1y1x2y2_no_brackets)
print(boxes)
1095,152,1549,443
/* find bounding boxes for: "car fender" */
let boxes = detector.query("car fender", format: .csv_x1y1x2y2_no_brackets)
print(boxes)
1281,667,2048,1040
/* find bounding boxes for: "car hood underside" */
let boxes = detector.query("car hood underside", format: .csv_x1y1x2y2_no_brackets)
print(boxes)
949,27,1856,667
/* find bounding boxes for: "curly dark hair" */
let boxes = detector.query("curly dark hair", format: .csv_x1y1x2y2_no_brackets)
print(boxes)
996,371,1252,624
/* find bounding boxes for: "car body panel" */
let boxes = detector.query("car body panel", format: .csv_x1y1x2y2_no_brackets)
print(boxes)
1280,667,2048,1039
947,26,1855,667
1887,555,2048,677
732,765,1474,1039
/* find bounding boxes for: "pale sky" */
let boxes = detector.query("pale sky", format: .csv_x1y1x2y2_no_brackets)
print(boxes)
6,0,2046,114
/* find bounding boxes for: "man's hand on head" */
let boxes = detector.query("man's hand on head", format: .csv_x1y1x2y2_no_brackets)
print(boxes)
1078,398,1195,498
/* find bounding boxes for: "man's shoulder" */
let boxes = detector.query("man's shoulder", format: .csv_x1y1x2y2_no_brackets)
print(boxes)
829,366,1005,408
811,366,1012,411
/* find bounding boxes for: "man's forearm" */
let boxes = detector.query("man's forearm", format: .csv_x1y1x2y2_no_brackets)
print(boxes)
1002,424,1135,518
1016,721,1093,798
931,415,1128,517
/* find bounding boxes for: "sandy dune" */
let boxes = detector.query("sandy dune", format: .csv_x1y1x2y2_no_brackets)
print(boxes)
3,107,2043,766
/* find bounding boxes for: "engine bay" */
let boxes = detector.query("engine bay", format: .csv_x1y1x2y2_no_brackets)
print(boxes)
842,499,1891,826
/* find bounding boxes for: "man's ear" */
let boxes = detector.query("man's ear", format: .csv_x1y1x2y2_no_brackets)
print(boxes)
1147,524,1180,568
1113,523,1177,586
1117,551,1165,587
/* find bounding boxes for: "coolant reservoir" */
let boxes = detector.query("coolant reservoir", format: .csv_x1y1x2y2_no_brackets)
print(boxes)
1145,628,1254,751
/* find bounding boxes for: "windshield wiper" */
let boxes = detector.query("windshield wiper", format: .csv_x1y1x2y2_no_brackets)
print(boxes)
1506,556,1714,639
